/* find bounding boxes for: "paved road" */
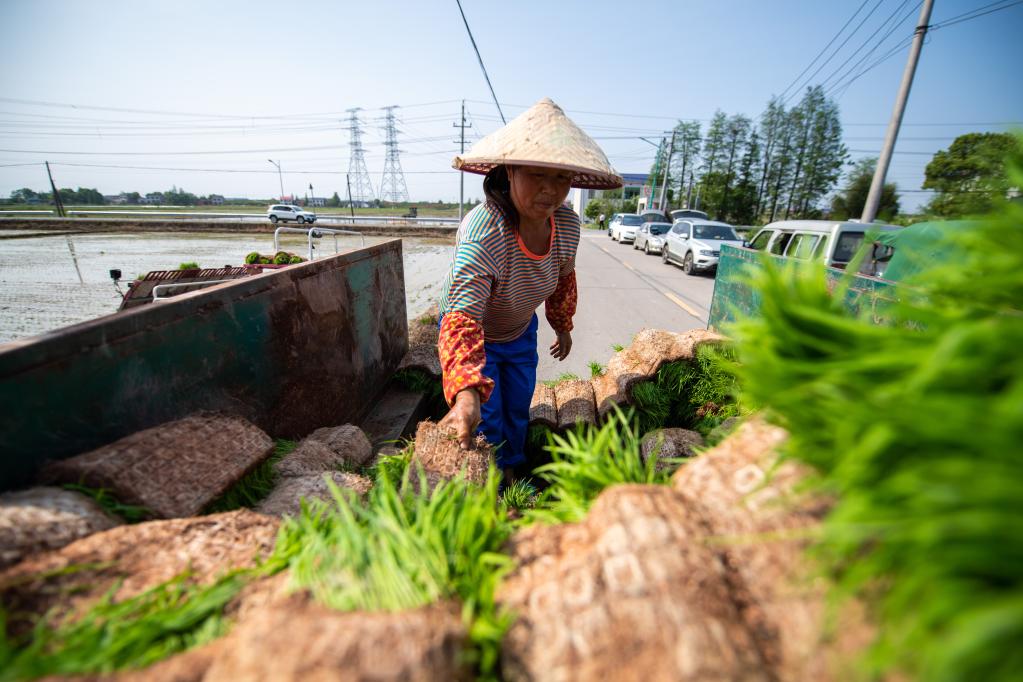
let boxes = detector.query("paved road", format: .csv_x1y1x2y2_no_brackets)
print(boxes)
536,229,717,381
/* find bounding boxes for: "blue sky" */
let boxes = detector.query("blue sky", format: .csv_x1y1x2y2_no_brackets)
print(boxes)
1,0,1020,212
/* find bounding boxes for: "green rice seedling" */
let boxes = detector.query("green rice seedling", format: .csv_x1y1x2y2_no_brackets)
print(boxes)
271,467,514,678
588,361,605,378
500,479,538,512
727,147,1023,682
204,439,295,513
611,343,624,352
542,372,579,388
528,407,672,523
392,370,446,416
629,380,673,434
369,444,412,484
0,569,254,680
177,261,199,270
60,484,151,524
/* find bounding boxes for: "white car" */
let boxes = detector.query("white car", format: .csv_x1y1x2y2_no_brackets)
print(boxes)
662,219,743,275
267,204,317,224
610,213,644,243
633,222,672,255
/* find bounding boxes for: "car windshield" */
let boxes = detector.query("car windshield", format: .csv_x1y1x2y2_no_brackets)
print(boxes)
693,224,739,241
622,215,644,226
648,223,671,235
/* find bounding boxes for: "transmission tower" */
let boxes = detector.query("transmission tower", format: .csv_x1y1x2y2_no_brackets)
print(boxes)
345,108,376,203
378,106,409,205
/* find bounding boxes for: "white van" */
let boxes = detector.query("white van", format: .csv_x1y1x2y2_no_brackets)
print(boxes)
745,220,901,269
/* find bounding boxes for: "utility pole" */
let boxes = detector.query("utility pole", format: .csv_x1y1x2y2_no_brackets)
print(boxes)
379,106,410,205
346,174,355,220
346,108,376,204
658,129,676,211
861,0,934,223
452,99,472,221
267,159,284,201
45,161,65,217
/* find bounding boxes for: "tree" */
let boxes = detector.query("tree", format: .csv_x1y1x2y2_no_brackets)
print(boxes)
328,192,341,207
755,97,787,218
9,188,40,203
832,157,899,221
670,121,701,208
125,192,141,204
923,132,1020,217
783,86,846,219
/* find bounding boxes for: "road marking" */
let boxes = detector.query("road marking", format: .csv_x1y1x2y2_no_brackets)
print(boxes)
664,291,699,317
623,261,635,272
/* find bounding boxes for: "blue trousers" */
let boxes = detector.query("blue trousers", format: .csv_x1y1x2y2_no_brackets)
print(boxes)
479,314,538,469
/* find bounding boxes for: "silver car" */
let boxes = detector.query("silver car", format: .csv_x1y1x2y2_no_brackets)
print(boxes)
662,220,742,275
633,222,672,255
610,213,644,243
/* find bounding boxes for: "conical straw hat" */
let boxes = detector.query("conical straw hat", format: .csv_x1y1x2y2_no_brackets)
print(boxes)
453,98,623,190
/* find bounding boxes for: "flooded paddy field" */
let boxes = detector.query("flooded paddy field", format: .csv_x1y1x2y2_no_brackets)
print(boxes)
0,231,453,344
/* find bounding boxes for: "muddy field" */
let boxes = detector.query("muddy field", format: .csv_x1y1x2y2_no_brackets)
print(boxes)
0,231,453,344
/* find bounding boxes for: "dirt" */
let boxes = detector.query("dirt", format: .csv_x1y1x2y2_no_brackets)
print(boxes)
640,428,705,471
528,382,558,429
256,472,373,518
0,509,278,636
554,379,597,429
411,421,491,488
0,486,121,570
279,424,374,475
39,412,274,519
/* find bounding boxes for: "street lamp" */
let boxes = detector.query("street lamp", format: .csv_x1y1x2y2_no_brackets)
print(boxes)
267,159,284,201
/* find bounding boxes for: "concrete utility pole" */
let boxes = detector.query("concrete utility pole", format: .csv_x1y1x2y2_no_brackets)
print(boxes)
45,161,65,217
861,0,934,223
453,99,472,221
268,159,284,201
346,174,355,219
658,129,677,211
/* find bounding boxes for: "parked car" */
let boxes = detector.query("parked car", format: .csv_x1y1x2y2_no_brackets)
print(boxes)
633,222,672,255
670,208,709,221
609,213,644,243
267,204,317,224
639,209,670,224
607,212,623,236
662,219,742,275
745,220,901,270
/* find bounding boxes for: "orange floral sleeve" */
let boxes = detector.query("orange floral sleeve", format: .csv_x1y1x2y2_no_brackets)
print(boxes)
438,311,495,406
544,270,577,334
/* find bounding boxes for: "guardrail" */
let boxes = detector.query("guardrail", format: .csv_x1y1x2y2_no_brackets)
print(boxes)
151,279,237,301
273,226,366,261
52,210,459,225
0,210,56,215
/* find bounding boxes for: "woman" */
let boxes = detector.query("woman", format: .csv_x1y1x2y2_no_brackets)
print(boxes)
437,98,622,474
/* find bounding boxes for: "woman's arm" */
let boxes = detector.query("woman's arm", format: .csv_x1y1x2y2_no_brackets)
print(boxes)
545,269,577,360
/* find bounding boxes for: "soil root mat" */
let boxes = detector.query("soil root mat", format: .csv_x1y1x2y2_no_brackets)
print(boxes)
256,472,373,518
0,509,278,636
0,487,120,570
411,421,492,488
39,413,274,519
640,428,704,472
554,379,596,429
528,383,558,429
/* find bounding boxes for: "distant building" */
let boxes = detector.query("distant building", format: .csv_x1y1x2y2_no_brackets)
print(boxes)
208,194,225,205
307,196,326,207
569,172,648,217
141,192,165,205
104,194,127,205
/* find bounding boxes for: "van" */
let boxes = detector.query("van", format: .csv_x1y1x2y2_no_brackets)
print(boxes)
745,220,901,269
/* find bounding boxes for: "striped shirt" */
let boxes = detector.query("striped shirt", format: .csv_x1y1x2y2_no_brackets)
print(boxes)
439,202,580,343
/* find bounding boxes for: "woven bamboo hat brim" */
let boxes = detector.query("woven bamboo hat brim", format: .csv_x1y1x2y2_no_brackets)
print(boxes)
453,98,623,190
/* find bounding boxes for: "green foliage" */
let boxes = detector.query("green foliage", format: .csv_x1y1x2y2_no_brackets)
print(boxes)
0,570,252,680
244,251,261,265
204,439,295,513
392,369,445,418
271,468,514,677
177,262,199,271
923,132,1020,217
611,343,624,352
727,145,1023,681
588,361,605,378
60,484,151,523
542,372,578,388
831,157,899,221
529,408,672,523
500,480,538,511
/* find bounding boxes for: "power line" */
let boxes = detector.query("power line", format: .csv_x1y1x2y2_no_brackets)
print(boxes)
818,0,920,94
931,0,1023,28
781,0,888,105
454,0,505,124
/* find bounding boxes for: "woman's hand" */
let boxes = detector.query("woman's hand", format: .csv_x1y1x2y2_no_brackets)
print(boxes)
549,330,573,361
438,388,481,449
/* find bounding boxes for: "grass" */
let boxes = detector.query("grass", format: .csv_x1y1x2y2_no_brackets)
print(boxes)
611,343,624,352
541,372,579,388
60,484,151,524
0,569,255,680
271,465,514,678
588,360,605,378
727,146,1023,681
528,408,673,524
203,439,296,513
500,480,538,512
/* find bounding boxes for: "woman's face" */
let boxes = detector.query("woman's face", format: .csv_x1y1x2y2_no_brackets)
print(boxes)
507,165,573,224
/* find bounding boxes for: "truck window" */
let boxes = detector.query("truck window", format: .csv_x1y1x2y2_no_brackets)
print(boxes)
748,230,773,250
769,233,792,255
786,233,820,260
833,232,865,264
